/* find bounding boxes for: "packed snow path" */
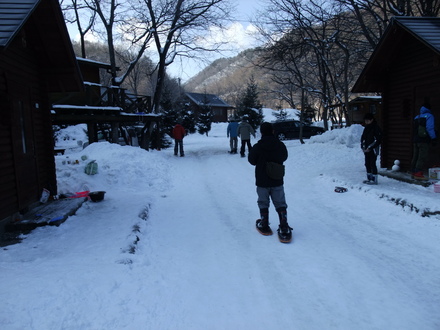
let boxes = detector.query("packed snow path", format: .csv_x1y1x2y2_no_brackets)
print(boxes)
145,135,440,330
1,124,440,329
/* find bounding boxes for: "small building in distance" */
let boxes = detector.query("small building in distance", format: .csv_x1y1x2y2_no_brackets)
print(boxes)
185,92,233,122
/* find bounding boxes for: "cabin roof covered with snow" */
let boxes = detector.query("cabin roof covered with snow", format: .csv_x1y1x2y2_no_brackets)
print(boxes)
186,92,231,108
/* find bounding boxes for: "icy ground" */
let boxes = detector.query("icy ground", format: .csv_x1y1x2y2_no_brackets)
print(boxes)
1,121,440,330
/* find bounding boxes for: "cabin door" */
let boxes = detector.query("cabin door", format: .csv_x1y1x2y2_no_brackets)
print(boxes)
9,80,39,209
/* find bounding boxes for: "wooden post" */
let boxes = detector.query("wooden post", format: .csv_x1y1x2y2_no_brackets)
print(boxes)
111,122,119,143
87,123,97,144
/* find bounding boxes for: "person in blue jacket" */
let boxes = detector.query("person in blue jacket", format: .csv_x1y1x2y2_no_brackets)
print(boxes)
226,118,239,154
411,104,437,180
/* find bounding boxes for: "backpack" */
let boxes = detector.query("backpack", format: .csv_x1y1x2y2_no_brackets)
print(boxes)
266,161,285,180
416,117,428,138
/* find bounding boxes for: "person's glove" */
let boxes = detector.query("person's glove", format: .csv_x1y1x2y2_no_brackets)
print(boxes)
432,138,438,147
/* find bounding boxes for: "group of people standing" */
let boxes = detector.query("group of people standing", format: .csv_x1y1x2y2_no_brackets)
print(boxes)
360,103,437,184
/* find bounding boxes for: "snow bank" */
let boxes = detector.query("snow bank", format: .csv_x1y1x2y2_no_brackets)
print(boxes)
309,124,364,148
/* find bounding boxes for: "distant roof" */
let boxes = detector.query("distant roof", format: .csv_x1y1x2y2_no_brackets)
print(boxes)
0,0,39,48
186,92,231,108
353,17,440,92
77,57,114,70
350,96,382,102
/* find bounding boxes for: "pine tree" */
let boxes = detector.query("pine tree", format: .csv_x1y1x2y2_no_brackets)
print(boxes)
237,77,264,130
196,95,213,136
273,109,290,121
160,88,179,136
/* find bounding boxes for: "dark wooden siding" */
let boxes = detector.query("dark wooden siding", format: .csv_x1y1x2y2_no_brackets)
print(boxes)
0,23,57,220
0,70,19,219
381,34,440,170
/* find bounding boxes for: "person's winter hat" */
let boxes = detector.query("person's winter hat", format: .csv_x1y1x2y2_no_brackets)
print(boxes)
260,122,274,136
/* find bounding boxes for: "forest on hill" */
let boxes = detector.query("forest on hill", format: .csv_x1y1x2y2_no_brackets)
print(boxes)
183,49,283,109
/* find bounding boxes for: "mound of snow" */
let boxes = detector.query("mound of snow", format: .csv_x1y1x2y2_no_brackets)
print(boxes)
309,124,364,148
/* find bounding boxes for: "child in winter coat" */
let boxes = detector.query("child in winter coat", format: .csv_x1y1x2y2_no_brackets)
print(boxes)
361,113,382,184
248,122,292,242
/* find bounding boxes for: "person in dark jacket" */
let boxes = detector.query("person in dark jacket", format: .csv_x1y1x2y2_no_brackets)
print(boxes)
248,122,291,240
361,113,382,184
238,116,256,157
411,104,437,180
227,118,239,154
173,123,186,157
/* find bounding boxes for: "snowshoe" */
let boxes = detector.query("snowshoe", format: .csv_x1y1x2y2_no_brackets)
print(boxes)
256,219,273,236
277,225,293,243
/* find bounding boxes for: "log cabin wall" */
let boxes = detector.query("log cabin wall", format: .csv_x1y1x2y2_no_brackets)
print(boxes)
0,26,56,222
382,34,440,170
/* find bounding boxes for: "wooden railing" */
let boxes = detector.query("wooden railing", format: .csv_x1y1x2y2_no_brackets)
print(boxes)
52,82,151,114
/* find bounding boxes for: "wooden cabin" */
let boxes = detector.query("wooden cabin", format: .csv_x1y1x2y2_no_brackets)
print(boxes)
0,0,83,226
353,17,440,171
185,92,232,122
348,96,382,125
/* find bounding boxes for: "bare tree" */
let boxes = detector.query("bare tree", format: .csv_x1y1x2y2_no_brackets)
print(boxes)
337,0,440,51
60,0,96,58
132,0,232,148
255,0,393,128
255,0,347,130
133,0,232,114
63,0,233,149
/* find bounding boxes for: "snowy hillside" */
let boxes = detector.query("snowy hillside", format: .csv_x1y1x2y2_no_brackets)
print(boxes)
1,118,439,330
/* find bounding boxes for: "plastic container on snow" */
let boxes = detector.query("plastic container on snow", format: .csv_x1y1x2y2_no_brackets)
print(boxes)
89,191,106,202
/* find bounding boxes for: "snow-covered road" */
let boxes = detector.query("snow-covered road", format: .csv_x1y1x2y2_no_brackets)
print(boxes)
1,123,439,329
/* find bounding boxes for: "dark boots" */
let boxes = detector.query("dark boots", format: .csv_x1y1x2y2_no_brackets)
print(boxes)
259,208,269,227
256,208,272,235
256,207,292,240
276,207,292,242
277,207,289,229
363,173,378,184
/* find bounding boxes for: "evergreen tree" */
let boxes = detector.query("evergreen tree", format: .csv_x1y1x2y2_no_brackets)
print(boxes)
196,95,213,136
273,109,290,121
237,77,264,130
160,87,179,136
181,109,196,134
